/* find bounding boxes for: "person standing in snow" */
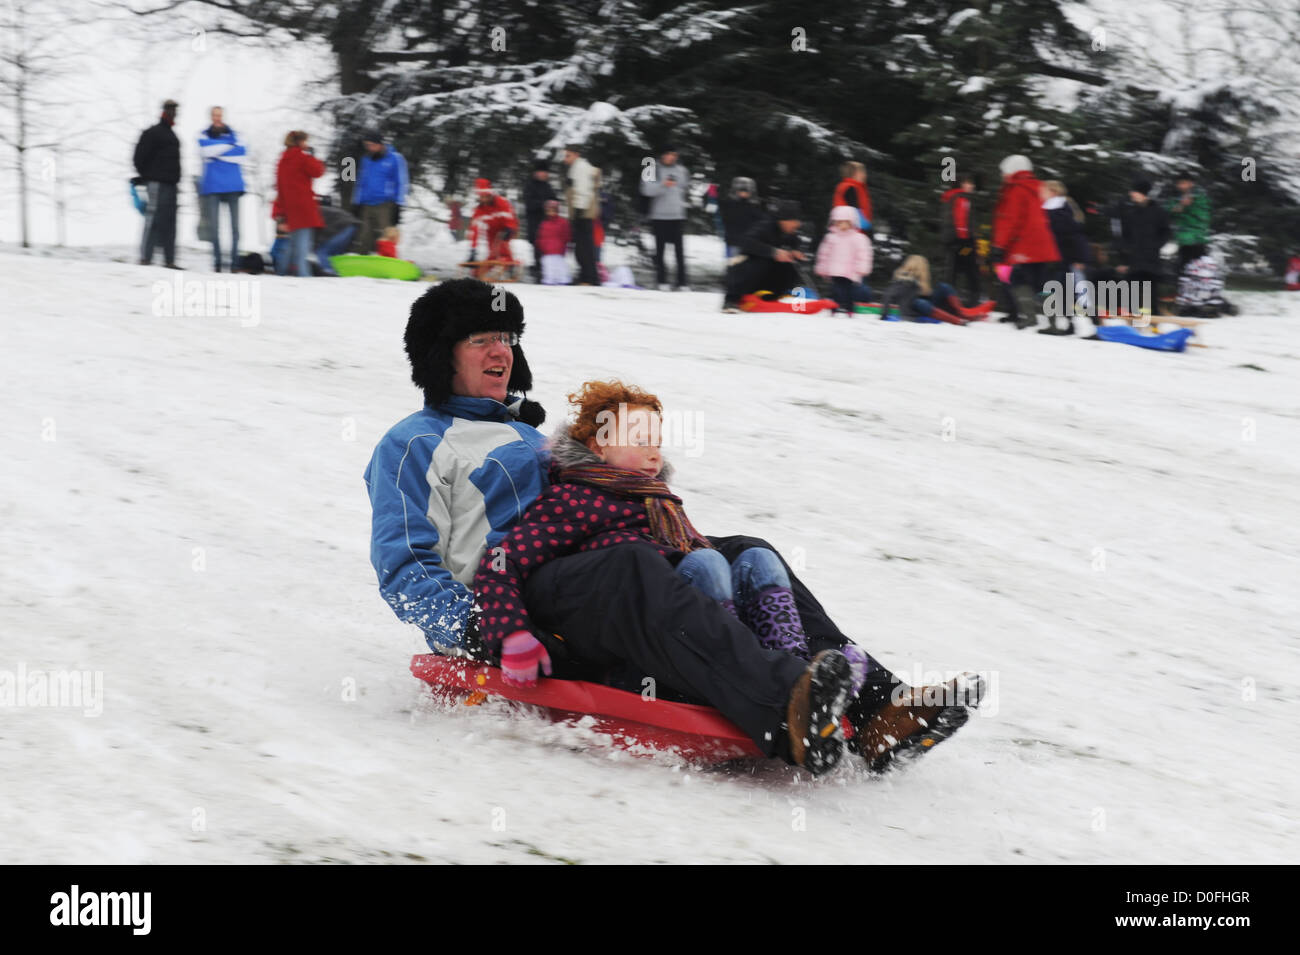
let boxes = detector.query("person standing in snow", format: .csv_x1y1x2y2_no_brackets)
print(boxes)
1038,180,1091,335
640,145,690,290
1115,178,1172,316
831,160,873,231
353,130,409,253
721,200,809,312
562,143,602,285
522,159,557,282
274,131,325,277
940,173,980,305
1166,169,1211,274
364,278,981,774
197,106,247,272
719,177,763,259
814,205,873,315
534,199,572,284
991,154,1061,329
133,98,183,269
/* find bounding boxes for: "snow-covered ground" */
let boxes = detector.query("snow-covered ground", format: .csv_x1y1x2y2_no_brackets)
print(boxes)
2,247,1297,864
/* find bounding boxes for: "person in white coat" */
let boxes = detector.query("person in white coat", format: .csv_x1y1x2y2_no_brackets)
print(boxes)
562,143,601,285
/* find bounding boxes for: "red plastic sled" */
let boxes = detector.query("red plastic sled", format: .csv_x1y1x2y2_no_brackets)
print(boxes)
411,653,764,762
738,294,840,314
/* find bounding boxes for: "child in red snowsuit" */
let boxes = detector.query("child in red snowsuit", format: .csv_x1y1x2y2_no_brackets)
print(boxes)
467,178,519,263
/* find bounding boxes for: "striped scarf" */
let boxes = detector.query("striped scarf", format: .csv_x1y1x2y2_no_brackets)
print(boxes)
556,464,713,554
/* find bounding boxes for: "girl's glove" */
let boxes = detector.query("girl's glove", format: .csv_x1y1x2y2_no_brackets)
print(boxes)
500,632,552,688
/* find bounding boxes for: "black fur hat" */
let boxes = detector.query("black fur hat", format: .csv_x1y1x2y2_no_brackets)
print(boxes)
404,278,545,425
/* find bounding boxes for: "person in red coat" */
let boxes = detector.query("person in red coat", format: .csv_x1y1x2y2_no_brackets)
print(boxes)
467,178,519,265
991,154,1061,329
534,199,572,284
831,160,873,230
274,130,326,277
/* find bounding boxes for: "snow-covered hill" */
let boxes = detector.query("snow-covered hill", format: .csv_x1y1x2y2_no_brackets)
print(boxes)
2,250,1297,863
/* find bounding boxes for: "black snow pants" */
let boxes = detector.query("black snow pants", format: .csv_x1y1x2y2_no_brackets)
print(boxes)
522,541,805,756
521,537,901,755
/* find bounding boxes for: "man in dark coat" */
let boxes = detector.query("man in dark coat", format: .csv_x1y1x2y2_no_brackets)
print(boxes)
722,200,809,311
521,159,557,282
1117,178,1172,315
133,98,182,268
719,176,764,258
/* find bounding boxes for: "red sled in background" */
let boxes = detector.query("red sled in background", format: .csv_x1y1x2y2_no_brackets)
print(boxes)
410,653,764,763
737,292,840,314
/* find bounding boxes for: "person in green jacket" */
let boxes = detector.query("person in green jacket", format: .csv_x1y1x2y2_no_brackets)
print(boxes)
1167,170,1211,273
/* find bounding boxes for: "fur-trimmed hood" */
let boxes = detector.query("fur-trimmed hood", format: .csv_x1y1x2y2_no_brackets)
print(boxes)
547,426,675,484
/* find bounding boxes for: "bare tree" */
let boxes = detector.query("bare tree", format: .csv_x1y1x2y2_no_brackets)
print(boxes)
0,0,77,246
0,0,127,246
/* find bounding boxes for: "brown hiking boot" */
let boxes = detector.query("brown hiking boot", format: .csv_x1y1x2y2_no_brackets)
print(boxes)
859,673,984,773
786,650,851,776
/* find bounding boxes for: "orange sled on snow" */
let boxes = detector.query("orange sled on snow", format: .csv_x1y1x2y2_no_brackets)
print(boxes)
411,653,764,762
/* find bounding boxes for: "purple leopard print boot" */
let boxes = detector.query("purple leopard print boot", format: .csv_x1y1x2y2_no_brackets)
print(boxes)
742,586,810,658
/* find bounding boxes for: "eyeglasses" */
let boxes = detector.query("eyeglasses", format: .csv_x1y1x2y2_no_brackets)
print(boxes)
462,331,519,348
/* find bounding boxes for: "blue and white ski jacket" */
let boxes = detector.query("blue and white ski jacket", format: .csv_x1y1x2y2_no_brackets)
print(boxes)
364,394,548,652
197,127,247,195
355,148,409,206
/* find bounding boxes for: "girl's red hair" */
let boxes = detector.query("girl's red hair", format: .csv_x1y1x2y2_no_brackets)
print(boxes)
566,380,662,445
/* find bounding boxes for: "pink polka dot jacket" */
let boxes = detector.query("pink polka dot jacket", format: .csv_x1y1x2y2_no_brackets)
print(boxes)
472,430,691,660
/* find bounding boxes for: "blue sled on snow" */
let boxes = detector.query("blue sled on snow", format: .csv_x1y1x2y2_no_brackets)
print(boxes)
1094,325,1195,352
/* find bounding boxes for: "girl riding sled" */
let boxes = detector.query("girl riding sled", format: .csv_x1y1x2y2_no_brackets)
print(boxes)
473,380,858,774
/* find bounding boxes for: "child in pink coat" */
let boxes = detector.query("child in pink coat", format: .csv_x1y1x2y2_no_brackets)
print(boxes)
814,204,874,314
534,199,572,284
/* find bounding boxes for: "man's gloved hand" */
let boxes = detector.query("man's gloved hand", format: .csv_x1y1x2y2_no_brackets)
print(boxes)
499,632,552,688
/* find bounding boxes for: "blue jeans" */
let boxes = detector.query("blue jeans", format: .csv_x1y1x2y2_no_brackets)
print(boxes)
675,547,790,605
829,277,873,312
316,225,356,275
270,237,288,275
205,192,240,270
911,281,959,317
278,228,314,277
